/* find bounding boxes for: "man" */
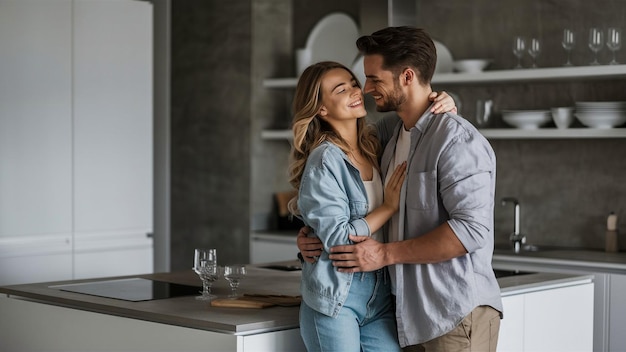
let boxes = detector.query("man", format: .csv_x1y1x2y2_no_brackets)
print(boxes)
297,26,502,352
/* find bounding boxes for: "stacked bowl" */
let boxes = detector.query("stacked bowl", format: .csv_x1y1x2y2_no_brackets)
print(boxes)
502,110,552,129
574,101,626,129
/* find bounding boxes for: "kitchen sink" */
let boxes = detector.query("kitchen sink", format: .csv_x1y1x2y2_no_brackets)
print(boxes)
493,269,536,278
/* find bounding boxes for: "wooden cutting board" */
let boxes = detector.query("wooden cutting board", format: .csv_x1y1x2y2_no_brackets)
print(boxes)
210,294,301,309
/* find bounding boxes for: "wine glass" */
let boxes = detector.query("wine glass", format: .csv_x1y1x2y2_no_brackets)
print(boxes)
193,248,218,300
562,29,575,66
512,36,526,69
528,38,541,68
588,27,604,65
606,27,622,65
224,265,247,298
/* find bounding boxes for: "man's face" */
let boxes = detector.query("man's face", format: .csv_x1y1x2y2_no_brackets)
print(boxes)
362,54,405,112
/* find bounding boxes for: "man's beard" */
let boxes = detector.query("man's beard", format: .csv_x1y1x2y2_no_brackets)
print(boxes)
375,81,406,112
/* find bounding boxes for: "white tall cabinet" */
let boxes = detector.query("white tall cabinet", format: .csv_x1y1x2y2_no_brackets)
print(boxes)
0,0,153,285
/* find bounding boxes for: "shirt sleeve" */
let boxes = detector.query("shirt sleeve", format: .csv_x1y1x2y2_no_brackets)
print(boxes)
298,158,370,252
439,129,496,253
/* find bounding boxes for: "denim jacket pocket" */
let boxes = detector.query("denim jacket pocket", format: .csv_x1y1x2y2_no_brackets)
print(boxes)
406,169,437,211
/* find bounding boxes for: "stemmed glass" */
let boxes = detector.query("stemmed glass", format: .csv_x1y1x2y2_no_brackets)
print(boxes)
224,265,247,298
588,27,604,65
528,38,541,68
606,27,622,65
193,248,218,301
562,29,575,66
513,36,526,69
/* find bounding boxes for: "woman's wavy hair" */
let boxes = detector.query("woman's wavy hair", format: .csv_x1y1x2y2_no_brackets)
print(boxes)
287,61,380,215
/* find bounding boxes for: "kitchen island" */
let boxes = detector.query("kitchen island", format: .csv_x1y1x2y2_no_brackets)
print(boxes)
0,260,593,352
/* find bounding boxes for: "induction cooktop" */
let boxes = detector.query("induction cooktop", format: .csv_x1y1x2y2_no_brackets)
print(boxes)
51,278,201,302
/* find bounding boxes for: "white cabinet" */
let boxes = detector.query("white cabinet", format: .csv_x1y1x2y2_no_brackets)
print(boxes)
609,274,626,351
0,0,73,240
73,0,153,235
250,232,300,264
0,0,153,285
493,255,626,352
524,283,594,351
499,295,524,352
499,281,594,352
73,231,153,280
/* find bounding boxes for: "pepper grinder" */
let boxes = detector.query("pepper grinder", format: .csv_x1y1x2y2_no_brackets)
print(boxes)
605,212,619,253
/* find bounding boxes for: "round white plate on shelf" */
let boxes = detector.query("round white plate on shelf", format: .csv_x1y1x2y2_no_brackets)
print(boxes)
351,54,365,86
305,13,360,68
434,40,454,74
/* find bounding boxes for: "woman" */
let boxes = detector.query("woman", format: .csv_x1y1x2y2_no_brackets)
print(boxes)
287,61,406,351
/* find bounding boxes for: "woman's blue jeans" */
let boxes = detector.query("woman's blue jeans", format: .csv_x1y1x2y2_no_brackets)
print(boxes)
299,269,401,352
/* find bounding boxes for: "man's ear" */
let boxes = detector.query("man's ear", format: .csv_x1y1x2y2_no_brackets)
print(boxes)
401,68,415,85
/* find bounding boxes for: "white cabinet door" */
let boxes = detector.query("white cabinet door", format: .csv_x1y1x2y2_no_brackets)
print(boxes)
524,283,594,352
250,233,299,264
0,0,73,285
0,0,73,238
73,0,153,234
74,231,153,280
0,234,72,286
498,295,524,352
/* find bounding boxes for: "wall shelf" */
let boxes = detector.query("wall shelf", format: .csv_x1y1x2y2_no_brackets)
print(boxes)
261,128,626,140
479,128,626,139
263,64,626,88
261,129,292,140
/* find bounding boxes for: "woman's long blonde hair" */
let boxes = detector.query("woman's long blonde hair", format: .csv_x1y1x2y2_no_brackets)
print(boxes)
287,61,380,215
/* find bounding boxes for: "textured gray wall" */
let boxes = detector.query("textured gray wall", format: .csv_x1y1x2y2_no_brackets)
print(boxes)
171,1,252,269
171,1,626,271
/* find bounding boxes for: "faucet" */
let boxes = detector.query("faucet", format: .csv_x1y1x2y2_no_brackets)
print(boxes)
501,197,526,253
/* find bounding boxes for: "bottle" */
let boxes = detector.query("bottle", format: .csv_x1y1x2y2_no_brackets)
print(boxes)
605,212,619,253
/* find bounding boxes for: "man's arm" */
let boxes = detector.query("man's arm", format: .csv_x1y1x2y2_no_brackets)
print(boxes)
329,222,467,273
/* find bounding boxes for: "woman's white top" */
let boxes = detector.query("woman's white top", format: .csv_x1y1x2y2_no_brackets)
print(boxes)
363,167,383,242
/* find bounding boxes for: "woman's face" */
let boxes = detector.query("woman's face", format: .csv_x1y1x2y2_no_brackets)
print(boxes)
318,68,366,124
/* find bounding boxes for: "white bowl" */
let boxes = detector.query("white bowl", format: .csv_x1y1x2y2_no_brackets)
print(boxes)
575,112,626,129
502,110,551,129
453,59,491,73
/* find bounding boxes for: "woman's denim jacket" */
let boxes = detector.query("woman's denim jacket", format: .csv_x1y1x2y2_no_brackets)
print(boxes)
297,141,373,318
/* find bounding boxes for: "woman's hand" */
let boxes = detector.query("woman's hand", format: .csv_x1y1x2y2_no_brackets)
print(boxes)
296,226,323,263
382,161,406,212
429,91,458,114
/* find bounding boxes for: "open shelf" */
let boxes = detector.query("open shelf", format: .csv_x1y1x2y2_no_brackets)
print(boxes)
479,128,626,139
263,64,626,88
261,129,292,140
261,128,626,140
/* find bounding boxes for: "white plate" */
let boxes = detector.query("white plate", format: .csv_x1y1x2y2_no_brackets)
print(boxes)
351,54,365,87
305,13,360,68
434,40,454,74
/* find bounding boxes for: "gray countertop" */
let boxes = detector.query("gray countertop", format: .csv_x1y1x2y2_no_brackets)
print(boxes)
493,248,626,274
0,260,593,334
